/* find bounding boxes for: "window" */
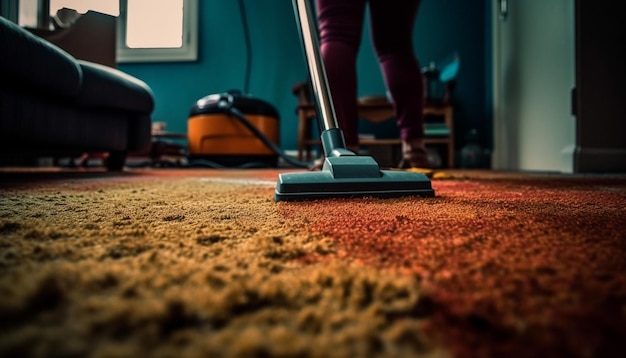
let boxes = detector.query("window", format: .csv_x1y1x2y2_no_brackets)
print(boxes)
47,0,198,63
117,0,198,63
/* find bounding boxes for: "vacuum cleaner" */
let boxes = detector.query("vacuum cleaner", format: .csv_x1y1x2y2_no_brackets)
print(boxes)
188,91,281,167
188,91,310,169
274,0,435,201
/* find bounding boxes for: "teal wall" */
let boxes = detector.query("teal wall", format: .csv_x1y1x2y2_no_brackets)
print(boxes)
119,0,490,152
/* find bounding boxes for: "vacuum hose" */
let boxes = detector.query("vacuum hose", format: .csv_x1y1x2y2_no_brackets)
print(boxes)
229,107,312,168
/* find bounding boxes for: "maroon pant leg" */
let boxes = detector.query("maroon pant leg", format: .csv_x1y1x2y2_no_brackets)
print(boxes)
316,0,423,146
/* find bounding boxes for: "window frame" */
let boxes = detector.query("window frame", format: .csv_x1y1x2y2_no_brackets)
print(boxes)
116,0,199,63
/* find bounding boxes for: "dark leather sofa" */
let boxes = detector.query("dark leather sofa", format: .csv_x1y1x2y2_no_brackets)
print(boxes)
0,15,154,170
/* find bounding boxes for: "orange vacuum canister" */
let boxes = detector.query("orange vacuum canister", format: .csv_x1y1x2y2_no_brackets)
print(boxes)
188,92,280,166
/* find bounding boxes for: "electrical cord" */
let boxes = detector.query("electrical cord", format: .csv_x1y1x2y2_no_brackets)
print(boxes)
238,0,252,94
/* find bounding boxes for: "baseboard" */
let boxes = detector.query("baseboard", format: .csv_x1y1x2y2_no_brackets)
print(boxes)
575,146,626,173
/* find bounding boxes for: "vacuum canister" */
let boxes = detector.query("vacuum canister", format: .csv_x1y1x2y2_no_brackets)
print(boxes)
187,92,279,166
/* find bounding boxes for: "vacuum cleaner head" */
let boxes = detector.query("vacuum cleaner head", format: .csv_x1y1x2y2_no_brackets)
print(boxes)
275,153,434,201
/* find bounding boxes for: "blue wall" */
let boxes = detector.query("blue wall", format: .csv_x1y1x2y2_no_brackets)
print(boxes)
119,0,491,152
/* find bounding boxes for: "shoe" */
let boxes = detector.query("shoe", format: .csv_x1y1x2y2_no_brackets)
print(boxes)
397,148,432,169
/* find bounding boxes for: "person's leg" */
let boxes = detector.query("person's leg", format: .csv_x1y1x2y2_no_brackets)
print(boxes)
316,0,366,148
367,0,429,166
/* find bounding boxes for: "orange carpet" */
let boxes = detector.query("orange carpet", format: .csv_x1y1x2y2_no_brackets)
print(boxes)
0,168,625,357
281,172,626,357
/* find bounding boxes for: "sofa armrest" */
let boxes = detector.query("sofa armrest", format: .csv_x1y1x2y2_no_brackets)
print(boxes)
76,61,154,114
0,16,82,98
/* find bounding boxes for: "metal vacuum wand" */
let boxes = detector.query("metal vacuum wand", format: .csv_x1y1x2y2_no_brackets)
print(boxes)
293,0,349,156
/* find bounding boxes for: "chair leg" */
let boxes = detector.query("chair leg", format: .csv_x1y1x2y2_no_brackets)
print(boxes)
297,110,306,161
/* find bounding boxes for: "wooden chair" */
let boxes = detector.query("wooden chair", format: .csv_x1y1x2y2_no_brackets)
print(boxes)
293,81,455,167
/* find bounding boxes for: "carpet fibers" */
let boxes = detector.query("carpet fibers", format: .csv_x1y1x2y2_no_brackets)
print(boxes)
0,169,625,358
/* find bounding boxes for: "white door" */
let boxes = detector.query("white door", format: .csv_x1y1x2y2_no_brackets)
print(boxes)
492,0,576,172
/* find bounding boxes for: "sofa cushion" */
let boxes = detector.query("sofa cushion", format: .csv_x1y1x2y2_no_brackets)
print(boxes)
76,61,154,114
0,16,82,98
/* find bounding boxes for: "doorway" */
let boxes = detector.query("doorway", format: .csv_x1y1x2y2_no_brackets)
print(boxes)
492,0,575,172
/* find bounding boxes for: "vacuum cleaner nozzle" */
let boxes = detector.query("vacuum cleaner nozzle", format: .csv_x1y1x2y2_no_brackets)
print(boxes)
275,158,435,201
275,131,434,201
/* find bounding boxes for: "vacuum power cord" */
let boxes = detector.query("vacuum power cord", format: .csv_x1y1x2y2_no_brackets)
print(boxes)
238,0,252,94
